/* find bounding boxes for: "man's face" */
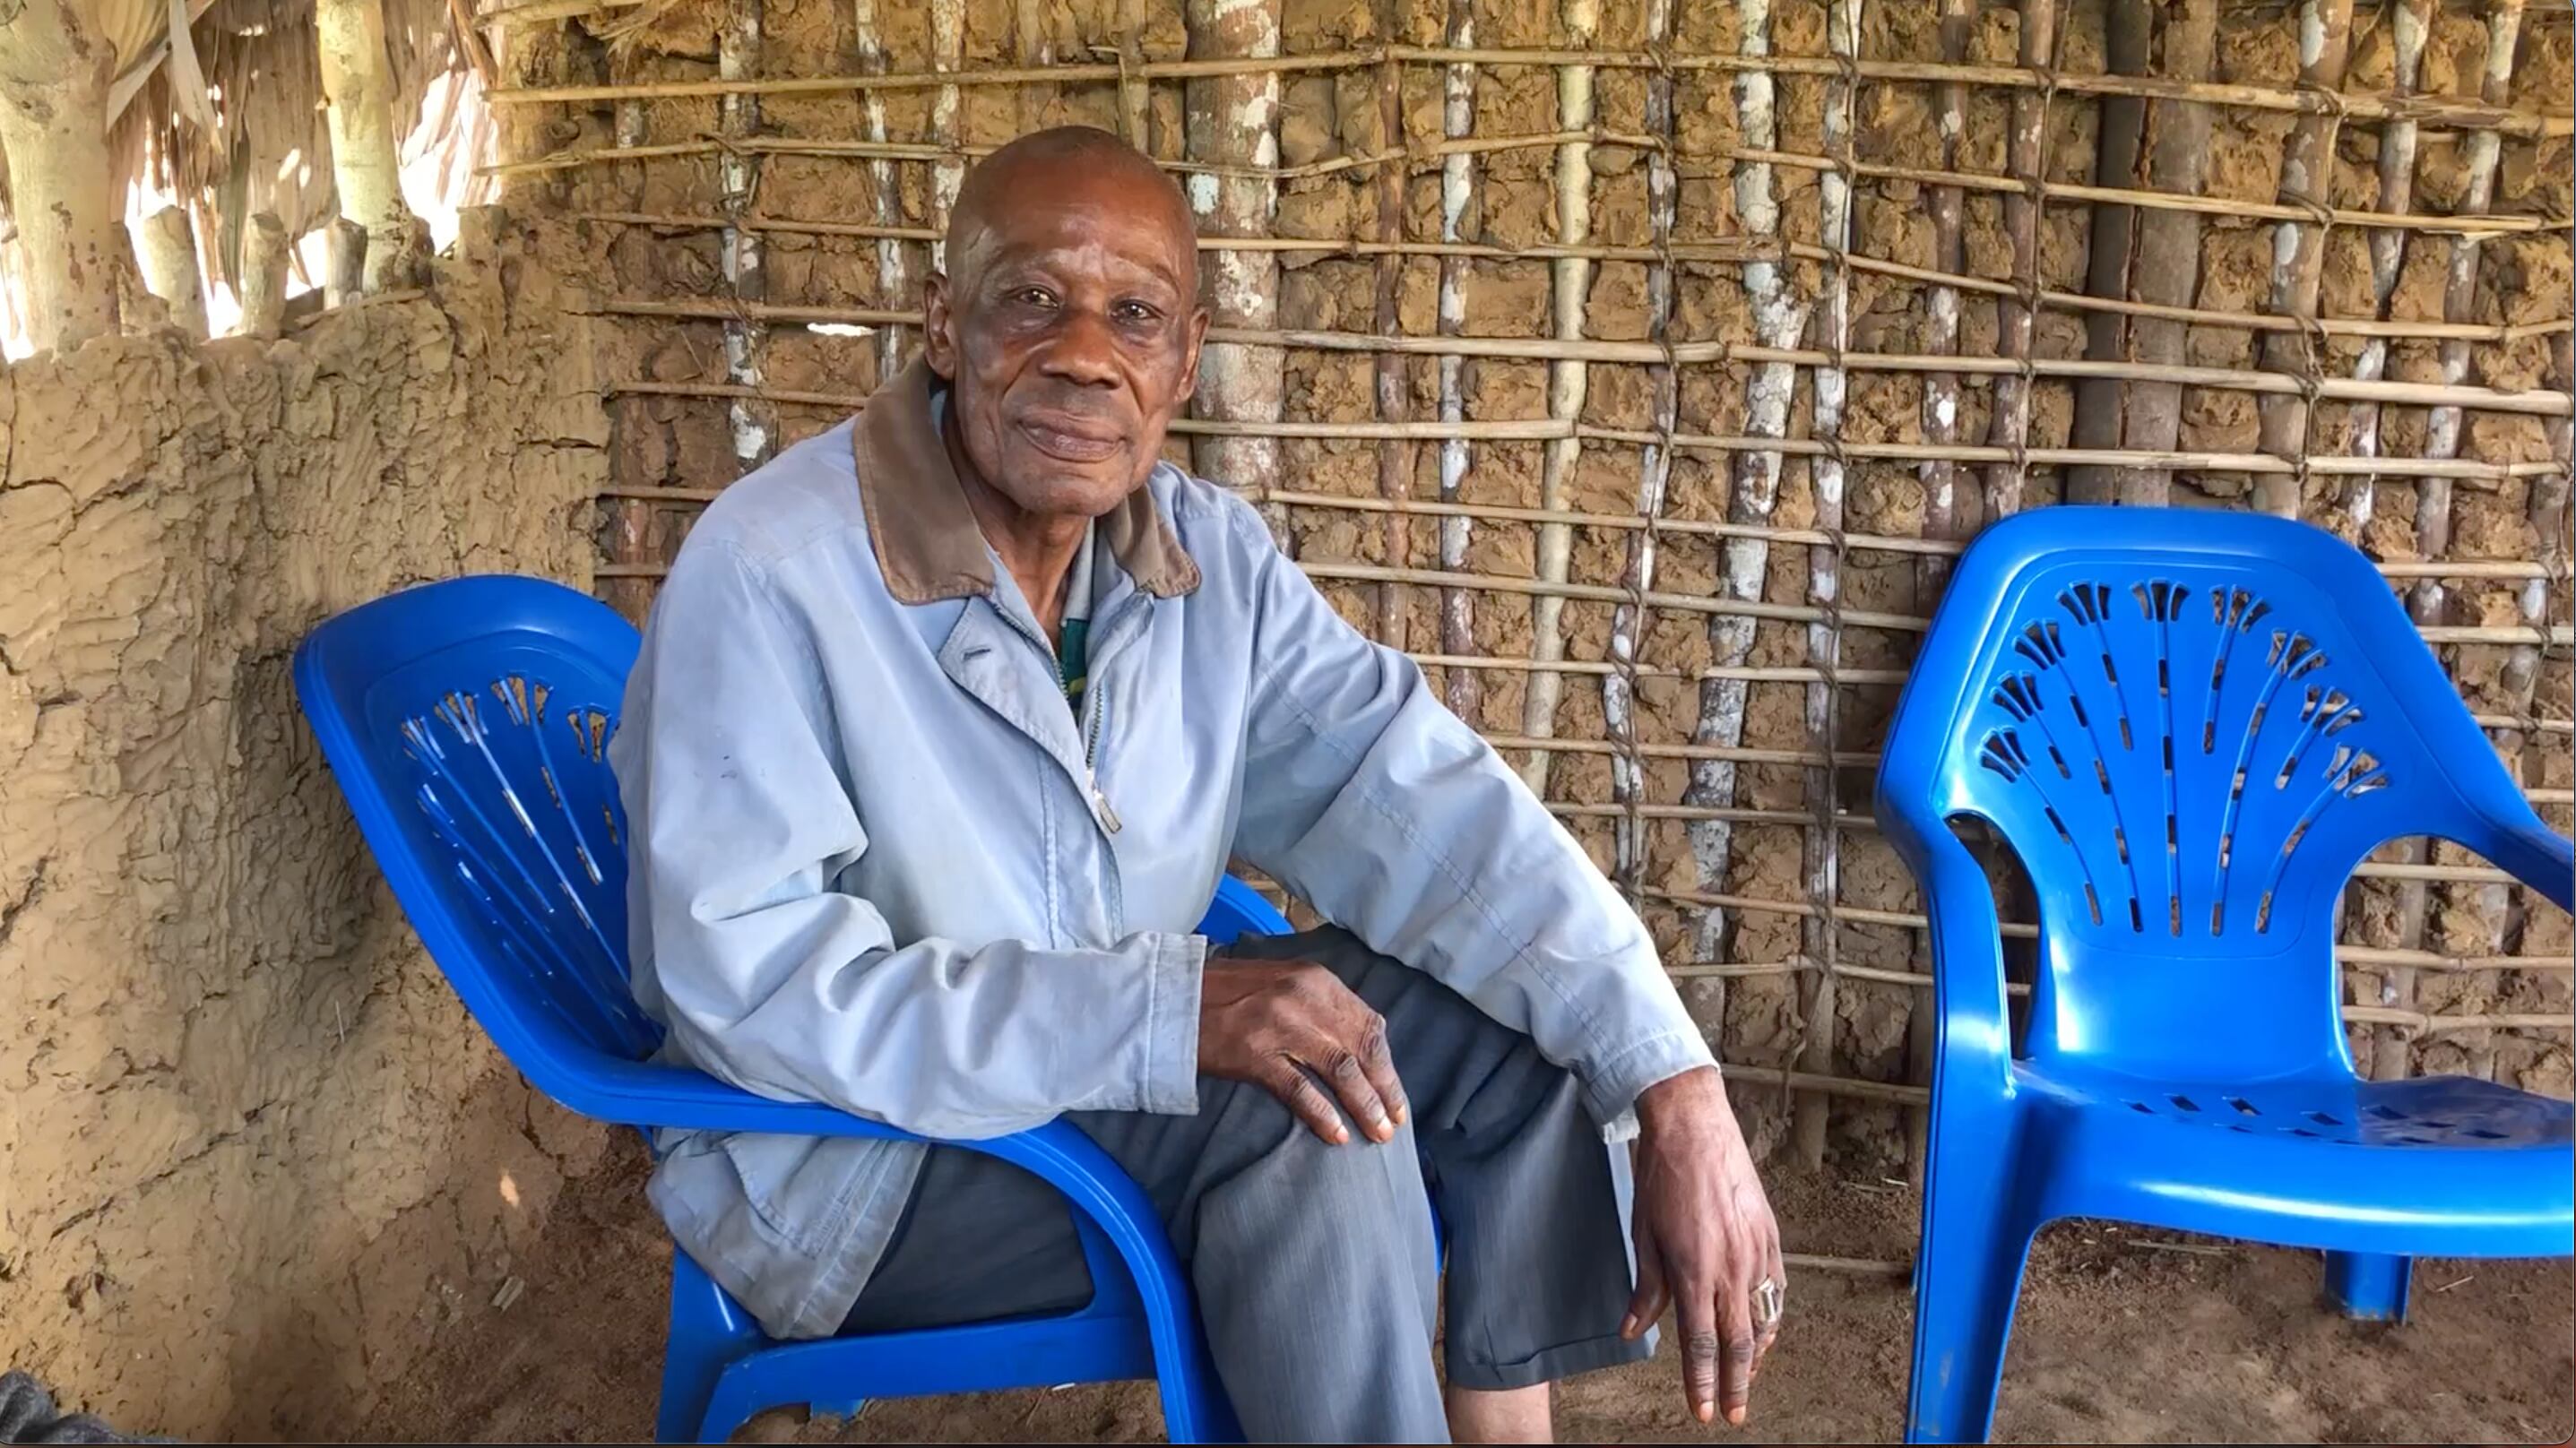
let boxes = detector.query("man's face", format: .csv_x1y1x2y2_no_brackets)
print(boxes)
924,169,1207,519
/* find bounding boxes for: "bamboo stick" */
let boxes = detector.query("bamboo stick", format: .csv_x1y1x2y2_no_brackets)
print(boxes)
850,0,910,390
1435,0,1480,724
2069,0,2149,505
135,204,208,340
1917,0,1973,599
1906,0,1975,1188
1607,0,1679,900
2382,0,2526,1077
479,45,2575,139
719,0,770,471
1793,0,1864,1171
1685,0,1810,1010
1518,0,1600,795
590,312,2571,418
929,0,964,268
1371,10,1409,651
0,0,125,352
2252,0,2356,519
495,128,2562,243
2119,0,2216,504
1982,0,2060,522
572,209,2572,346
1186,0,1288,547
600,83,655,625
235,211,291,340
2341,0,2432,535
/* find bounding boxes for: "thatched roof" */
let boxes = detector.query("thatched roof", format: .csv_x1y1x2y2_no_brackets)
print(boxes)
3,0,486,306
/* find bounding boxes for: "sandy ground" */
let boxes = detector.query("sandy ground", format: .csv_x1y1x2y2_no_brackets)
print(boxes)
378,1134,2572,1444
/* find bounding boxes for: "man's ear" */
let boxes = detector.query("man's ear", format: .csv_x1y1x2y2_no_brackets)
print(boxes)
922,272,958,379
1173,307,1210,404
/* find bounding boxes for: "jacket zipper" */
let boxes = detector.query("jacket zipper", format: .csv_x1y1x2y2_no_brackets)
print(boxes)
1006,598,1130,838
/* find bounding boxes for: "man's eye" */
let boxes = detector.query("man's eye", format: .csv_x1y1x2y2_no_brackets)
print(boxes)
1012,288,1057,308
1115,301,1161,323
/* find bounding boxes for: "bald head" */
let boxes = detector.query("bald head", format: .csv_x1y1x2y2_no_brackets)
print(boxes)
921,125,1210,525
946,127,1198,297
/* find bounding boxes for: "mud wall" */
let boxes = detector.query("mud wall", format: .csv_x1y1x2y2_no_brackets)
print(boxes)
0,215,612,1438
487,0,2573,1177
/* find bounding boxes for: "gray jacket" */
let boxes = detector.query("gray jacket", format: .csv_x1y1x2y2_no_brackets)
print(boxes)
611,360,1716,1340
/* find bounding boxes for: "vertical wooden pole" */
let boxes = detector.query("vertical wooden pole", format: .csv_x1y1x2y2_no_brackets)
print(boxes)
1978,0,2059,524
604,96,654,622
2339,0,2432,535
1686,0,1810,969
851,0,910,391
1607,0,1678,901
719,0,772,471
1370,11,1410,650
324,218,367,307
929,0,965,270
137,205,209,340
1183,0,1284,534
236,211,290,340
2119,0,2214,508
2067,0,2148,506
0,0,125,352
1517,0,1600,795
315,0,421,291
1793,0,1863,1171
2251,0,2355,520
2378,0,2522,1081
1435,0,1482,721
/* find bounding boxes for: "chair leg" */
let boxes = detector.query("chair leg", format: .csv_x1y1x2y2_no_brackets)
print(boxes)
2323,1252,2412,1323
658,1253,771,1444
1905,1186,2038,1444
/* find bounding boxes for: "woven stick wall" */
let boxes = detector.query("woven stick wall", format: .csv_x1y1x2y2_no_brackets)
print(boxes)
487,0,2575,1179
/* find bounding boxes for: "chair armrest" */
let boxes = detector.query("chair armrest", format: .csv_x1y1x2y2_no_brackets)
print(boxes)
1886,818,2018,1090
549,1057,1175,1272
2489,812,2575,917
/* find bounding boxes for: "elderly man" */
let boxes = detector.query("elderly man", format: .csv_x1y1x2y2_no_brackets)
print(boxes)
614,125,1783,1444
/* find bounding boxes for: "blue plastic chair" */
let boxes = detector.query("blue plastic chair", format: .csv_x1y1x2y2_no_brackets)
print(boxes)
293,573,1292,1444
1874,508,2574,1444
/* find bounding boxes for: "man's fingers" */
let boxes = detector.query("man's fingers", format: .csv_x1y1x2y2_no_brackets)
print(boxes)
1675,1272,1722,1426
1621,1226,1668,1340
1716,1257,1759,1427
1272,1068,1350,1144
1754,1236,1787,1365
1356,1017,1409,1128
1320,1046,1396,1143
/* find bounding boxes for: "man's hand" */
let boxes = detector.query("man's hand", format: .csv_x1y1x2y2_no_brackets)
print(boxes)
1197,960,1409,1144
1621,1065,1784,1427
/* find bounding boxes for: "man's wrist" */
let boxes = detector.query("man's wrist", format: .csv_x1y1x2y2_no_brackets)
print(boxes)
1635,1063,1725,1133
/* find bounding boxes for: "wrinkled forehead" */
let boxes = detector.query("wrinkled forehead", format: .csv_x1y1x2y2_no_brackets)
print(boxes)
955,182,1197,295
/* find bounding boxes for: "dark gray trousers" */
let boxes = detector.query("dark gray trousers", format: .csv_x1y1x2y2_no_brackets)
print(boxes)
838,927,1650,1443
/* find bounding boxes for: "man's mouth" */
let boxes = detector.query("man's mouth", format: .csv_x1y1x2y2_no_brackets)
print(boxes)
1016,413,1127,464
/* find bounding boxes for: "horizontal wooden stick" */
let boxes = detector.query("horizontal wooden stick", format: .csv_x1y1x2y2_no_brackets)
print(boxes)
1640,888,2576,971
509,134,2556,242
575,211,2570,347
593,312,2568,417
480,41,2572,136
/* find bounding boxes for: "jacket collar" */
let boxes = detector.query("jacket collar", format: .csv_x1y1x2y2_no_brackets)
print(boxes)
852,358,1201,606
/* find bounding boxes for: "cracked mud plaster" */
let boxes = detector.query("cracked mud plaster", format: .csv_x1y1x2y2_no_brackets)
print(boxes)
0,214,616,1439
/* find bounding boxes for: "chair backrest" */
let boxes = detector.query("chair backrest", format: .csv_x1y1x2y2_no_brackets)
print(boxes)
296,576,661,1100
1876,508,2546,1081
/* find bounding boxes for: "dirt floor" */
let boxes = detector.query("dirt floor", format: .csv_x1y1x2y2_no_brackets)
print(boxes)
379,1134,2572,1444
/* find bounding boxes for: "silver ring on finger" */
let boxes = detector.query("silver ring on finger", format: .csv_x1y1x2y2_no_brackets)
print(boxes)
1752,1275,1784,1330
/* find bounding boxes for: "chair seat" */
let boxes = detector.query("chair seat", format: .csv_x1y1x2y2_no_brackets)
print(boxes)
2018,1065,2574,1255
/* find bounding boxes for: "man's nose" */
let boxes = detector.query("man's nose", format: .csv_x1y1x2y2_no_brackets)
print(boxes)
1037,307,1122,387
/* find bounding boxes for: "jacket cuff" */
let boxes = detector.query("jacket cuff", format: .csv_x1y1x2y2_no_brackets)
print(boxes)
1585,1030,1719,1139
1139,930,1209,1115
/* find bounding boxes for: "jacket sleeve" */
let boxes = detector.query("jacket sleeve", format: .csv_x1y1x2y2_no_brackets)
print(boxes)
1223,513,1716,1126
617,539,1203,1140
